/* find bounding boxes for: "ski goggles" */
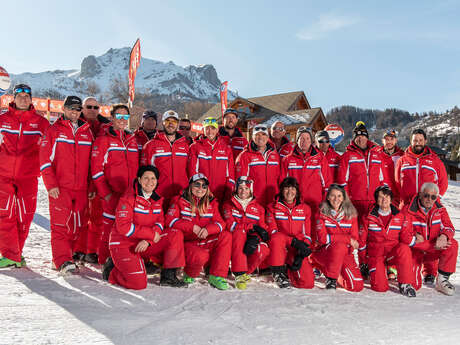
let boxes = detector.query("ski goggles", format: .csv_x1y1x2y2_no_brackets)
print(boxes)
236,177,253,186
203,117,219,129
14,87,31,95
115,114,130,120
383,129,397,138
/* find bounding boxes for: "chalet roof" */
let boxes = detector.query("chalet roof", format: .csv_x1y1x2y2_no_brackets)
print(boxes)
261,108,322,127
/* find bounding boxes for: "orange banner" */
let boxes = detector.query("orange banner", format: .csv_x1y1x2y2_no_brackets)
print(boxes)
32,98,49,112
1,95,13,108
128,39,141,107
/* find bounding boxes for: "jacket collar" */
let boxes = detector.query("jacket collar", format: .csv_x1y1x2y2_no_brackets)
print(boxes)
219,126,244,138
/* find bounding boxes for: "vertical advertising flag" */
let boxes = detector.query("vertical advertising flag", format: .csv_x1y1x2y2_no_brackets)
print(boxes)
128,39,141,108
220,81,228,120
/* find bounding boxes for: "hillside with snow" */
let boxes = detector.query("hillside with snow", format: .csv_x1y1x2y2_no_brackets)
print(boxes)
8,47,233,103
1,179,460,345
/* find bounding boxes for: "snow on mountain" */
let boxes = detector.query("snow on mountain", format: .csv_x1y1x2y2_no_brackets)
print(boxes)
9,47,233,102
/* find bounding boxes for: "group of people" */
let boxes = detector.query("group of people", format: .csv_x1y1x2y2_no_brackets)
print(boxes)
0,84,457,297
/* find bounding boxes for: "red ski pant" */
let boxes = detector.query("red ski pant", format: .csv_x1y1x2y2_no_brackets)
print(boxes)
49,188,88,269
368,243,414,292
0,176,38,262
109,229,185,290
74,195,104,255
312,242,364,292
412,239,458,290
269,232,314,289
98,193,120,264
231,228,270,274
352,200,372,265
184,231,232,278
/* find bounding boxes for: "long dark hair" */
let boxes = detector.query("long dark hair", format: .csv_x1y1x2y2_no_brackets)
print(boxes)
277,177,301,205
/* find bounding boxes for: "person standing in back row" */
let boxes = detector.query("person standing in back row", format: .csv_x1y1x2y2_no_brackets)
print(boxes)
219,108,248,160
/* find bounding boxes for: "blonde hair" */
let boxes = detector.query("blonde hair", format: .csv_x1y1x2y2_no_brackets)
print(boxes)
184,183,213,216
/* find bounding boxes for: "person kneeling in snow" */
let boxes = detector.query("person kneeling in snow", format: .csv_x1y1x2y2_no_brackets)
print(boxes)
103,166,186,289
266,177,314,289
165,173,232,290
311,184,364,291
404,182,458,296
223,176,270,289
364,186,416,297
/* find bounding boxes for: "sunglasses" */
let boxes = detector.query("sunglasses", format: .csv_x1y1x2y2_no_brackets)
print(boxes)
115,114,130,120
86,105,100,110
254,126,268,132
164,118,178,125
179,125,191,130
192,182,208,189
422,193,437,201
67,106,82,112
15,87,31,94
273,126,285,132
318,140,329,144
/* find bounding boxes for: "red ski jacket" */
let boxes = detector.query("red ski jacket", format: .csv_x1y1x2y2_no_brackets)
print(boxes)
141,132,189,201
270,136,294,158
338,141,387,202
111,184,164,249
222,196,267,234
315,211,359,246
134,128,156,152
80,113,111,138
324,146,341,183
91,126,139,198
280,145,330,208
375,145,404,202
188,136,235,201
395,146,448,206
235,142,280,206
165,194,226,241
403,196,455,251
266,200,312,244
0,103,49,179
40,117,93,191
219,126,248,161
364,204,413,256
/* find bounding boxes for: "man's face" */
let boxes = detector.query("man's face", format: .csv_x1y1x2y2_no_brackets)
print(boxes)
419,188,438,209
223,113,237,129
179,120,191,137
204,126,218,140
383,135,397,151
354,135,368,149
63,105,82,123
112,107,130,131
297,132,311,152
15,93,32,110
271,122,285,140
163,117,179,135
143,117,157,131
253,132,269,148
316,138,330,153
411,134,426,154
82,98,99,120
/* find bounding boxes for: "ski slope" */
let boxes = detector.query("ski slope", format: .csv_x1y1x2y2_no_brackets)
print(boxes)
1,180,460,345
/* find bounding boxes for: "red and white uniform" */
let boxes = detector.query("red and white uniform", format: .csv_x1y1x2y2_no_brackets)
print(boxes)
40,117,93,269
364,205,414,292
108,185,185,290
223,196,270,274
165,195,231,278
270,136,294,158
266,200,314,289
280,145,330,216
375,145,404,205
134,128,156,155
235,142,280,207
91,127,139,264
141,132,189,206
0,103,49,262
323,146,341,183
312,211,364,292
188,136,235,201
219,126,249,161
403,196,457,290
395,146,448,207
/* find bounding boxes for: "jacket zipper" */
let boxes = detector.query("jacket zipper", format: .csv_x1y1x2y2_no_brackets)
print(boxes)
415,158,419,193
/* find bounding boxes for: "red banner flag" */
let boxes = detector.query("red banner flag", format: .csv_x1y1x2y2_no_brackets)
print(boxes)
128,39,142,108
220,81,228,120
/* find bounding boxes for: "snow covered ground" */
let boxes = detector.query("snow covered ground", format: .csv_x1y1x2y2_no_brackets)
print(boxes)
1,180,460,345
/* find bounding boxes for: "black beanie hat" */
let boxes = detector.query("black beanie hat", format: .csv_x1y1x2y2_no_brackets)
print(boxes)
353,121,369,139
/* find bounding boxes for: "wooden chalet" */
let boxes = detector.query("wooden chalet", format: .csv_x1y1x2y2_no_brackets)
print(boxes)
199,91,327,140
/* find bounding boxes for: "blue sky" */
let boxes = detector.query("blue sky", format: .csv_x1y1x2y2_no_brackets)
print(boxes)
2,0,460,113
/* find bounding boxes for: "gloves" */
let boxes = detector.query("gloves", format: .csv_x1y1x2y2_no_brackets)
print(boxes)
359,263,369,278
291,238,311,258
288,254,304,271
253,225,269,242
243,234,260,256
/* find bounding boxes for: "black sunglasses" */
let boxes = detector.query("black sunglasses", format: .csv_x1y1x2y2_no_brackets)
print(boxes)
179,125,191,130
67,106,82,111
422,193,437,201
86,105,100,110
318,140,329,144
192,182,208,189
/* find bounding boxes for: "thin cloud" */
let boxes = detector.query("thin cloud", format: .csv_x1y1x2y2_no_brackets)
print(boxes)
297,13,359,40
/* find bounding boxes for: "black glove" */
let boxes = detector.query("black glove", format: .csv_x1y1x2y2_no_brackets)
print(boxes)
360,263,369,278
288,254,304,271
253,224,269,242
243,234,260,256
291,238,311,258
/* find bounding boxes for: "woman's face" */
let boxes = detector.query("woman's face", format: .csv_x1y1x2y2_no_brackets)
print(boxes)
138,171,157,193
282,186,297,203
191,179,208,198
328,189,344,211
112,107,130,131
237,183,251,200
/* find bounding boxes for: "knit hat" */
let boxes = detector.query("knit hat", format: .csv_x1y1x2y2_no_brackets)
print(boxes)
353,121,369,139
315,130,329,142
